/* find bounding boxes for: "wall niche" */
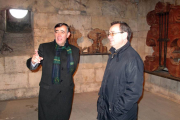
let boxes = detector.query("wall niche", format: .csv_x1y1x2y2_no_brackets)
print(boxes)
0,9,33,56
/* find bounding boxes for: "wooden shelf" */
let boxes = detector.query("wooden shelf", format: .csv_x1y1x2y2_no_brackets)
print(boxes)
145,70,180,81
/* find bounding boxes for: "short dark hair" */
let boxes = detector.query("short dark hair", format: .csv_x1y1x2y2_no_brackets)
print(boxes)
111,21,132,41
54,23,70,33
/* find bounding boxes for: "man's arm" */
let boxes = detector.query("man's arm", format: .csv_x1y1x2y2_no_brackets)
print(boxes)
26,44,43,70
26,58,40,70
113,58,144,115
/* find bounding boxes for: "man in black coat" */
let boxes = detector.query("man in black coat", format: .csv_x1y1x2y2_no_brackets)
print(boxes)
97,21,144,120
27,23,80,120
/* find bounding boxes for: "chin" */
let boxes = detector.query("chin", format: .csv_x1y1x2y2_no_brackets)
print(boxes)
110,43,114,47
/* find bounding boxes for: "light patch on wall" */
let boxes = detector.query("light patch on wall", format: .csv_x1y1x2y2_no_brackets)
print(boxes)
9,9,28,19
6,9,32,33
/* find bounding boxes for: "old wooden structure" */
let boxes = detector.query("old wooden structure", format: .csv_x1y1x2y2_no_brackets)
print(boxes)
144,2,180,78
87,28,107,54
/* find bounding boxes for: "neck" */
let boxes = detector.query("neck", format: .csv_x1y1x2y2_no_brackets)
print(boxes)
114,39,128,50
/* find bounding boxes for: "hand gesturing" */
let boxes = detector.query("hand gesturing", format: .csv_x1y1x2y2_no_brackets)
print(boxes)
31,50,43,64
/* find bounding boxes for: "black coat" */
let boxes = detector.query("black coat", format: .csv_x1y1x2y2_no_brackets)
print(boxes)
27,41,80,120
97,41,144,120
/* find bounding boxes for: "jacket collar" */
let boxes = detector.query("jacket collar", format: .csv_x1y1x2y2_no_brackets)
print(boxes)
109,41,130,54
53,39,69,49
109,41,130,61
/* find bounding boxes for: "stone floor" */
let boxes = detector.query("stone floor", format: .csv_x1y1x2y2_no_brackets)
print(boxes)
0,90,180,120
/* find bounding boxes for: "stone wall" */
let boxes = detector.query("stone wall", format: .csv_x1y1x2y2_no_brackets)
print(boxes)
0,10,5,50
0,54,108,100
0,0,180,103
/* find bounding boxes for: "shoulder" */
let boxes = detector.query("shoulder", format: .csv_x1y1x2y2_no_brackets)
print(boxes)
38,41,54,50
69,44,80,52
40,41,54,46
126,46,140,57
122,46,143,64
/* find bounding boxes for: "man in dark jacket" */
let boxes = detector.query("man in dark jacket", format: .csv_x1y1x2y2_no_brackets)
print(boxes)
26,23,80,120
97,21,144,120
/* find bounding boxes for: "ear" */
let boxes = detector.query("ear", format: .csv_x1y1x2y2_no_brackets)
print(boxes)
67,32,71,38
122,32,128,40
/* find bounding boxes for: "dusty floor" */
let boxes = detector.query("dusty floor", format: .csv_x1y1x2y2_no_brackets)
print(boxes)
0,91,180,120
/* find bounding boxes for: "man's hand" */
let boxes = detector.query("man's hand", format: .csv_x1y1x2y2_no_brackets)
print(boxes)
31,50,43,64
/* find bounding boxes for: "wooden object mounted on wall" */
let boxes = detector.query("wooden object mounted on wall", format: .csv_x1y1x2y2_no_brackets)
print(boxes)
144,2,180,77
69,26,82,52
87,28,107,54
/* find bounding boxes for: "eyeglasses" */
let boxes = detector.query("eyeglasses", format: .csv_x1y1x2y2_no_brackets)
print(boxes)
107,32,124,36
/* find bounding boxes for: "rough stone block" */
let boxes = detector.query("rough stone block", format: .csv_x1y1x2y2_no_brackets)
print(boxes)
82,69,95,82
144,73,151,83
48,15,91,31
102,1,126,17
81,83,101,92
34,28,53,38
45,14,66,29
0,30,4,47
74,69,83,84
81,63,95,69
137,17,149,31
102,55,109,62
74,83,81,93
94,63,104,68
132,31,138,38
79,56,84,64
131,38,138,51
168,91,180,102
169,80,178,92
70,16,92,30
83,55,103,63
102,63,107,68
125,3,138,19
178,0,180,5
0,73,28,90
156,87,169,97
33,13,49,29
177,82,180,94
76,63,83,70
138,0,157,17
58,10,81,15
150,75,161,86
96,68,104,82
137,38,145,56
5,56,30,73
0,57,4,74
92,16,112,30
15,88,39,99
144,82,154,92
164,0,176,5
138,31,149,38
160,78,171,89
0,90,16,100
128,19,138,31
29,71,42,87
86,0,102,15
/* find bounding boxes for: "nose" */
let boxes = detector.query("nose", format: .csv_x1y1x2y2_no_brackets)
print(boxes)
108,34,112,39
57,32,62,36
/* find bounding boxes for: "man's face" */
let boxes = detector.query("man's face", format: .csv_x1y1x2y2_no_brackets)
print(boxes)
108,24,127,49
54,25,70,46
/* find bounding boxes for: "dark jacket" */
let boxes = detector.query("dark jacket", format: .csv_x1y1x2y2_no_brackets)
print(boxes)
97,41,144,120
27,41,80,120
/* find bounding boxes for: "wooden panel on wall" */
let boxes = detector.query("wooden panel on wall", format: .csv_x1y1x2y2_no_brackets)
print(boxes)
144,2,180,78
